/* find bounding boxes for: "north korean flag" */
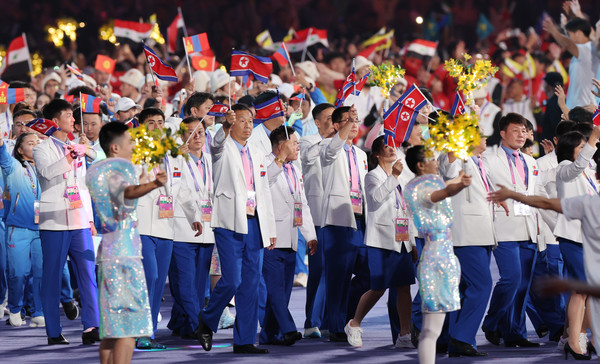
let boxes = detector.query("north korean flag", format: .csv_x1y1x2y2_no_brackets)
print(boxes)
335,69,356,107
230,50,272,84
143,44,178,82
254,93,284,124
207,103,230,117
383,100,418,145
398,84,427,111
25,119,59,136
450,92,465,117
593,104,600,126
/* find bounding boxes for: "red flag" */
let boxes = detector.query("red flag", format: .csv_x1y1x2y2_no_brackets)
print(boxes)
191,55,216,71
450,92,465,117
593,105,600,126
398,84,428,111
230,51,272,84
95,55,116,74
143,44,178,82
383,100,419,145
167,12,185,54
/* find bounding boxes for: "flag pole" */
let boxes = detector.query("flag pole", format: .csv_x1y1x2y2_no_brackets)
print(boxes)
22,33,33,80
301,28,312,62
182,37,193,80
352,58,356,96
79,92,83,125
228,78,231,106
177,7,189,38
185,114,207,145
284,43,296,78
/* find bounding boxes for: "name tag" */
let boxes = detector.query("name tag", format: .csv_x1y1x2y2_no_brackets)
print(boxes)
200,199,212,222
246,190,256,216
395,218,409,242
65,186,83,210
350,190,362,215
34,201,40,224
514,201,532,216
158,194,174,219
293,202,302,227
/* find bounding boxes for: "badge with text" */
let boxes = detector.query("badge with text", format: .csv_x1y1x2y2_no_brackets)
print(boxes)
246,190,256,216
34,200,40,224
158,194,174,218
395,218,409,242
65,186,83,209
200,199,212,222
293,202,303,227
514,201,532,216
350,190,363,215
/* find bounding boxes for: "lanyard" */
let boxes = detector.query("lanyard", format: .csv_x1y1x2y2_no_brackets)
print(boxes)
505,152,526,188
283,163,300,196
186,157,211,193
583,171,598,194
4,111,8,138
24,161,39,198
163,156,173,188
395,185,406,211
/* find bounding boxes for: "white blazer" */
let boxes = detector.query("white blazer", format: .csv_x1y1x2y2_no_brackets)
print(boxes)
438,154,496,247
364,165,413,253
266,154,316,250
34,138,94,231
248,124,272,157
299,133,324,227
135,155,199,240
173,153,215,244
482,145,539,243
554,143,598,243
319,133,368,229
210,127,276,247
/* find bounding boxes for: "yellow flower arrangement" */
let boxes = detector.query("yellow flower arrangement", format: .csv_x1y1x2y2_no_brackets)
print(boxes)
444,53,498,105
368,62,406,98
129,125,181,169
424,112,482,160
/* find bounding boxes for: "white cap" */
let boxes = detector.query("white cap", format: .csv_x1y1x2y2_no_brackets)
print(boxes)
296,61,320,81
82,74,97,88
211,69,233,93
119,69,145,90
42,72,61,90
114,97,142,113
278,83,295,99
193,70,211,93
355,55,373,72
269,74,282,87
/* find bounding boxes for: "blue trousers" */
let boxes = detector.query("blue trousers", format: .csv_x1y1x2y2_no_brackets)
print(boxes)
448,246,493,347
322,220,370,334
6,227,42,316
167,242,213,336
0,220,6,305
295,232,308,275
304,226,326,329
483,240,537,341
202,218,263,345
260,248,297,343
40,229,99,338
140,235,173,336
525,245,565,338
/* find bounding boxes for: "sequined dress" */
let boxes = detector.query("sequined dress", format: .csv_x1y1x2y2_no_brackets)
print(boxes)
405,174,460,313
86,158,153,338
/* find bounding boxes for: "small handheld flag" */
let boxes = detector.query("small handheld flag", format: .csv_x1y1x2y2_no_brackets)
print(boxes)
335,68,356,107
450,92,466,117
80,94,102,113
271,43,292,67
230,50,273,84
184,33,210,54
0,88,25,105
383,100,419,146
66,64,83,80
143,44,178,82
26,119,59,136
398,84,428,111
207,103,230,117
254,92,285,124
593,104,600,126
94,55,116,74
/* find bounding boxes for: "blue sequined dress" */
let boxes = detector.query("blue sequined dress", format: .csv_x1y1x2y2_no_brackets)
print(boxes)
405,174,460,313
86,158,153,338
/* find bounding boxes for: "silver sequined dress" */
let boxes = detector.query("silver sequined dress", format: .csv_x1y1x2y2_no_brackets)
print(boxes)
87,158,153,338
405,174,460,313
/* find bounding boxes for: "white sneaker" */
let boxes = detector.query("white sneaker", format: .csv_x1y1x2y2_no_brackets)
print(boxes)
395,333,413,348
293,273,308,288
304,327,322,338
344,320,363,348
30,316,45,327
557,336,568,352
157,312,162,323
218,307,235,329
8,312,22,327
579,333,589,354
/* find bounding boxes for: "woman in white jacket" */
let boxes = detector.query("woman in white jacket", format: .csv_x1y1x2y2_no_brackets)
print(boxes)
555,126,600,358
344,135,417,348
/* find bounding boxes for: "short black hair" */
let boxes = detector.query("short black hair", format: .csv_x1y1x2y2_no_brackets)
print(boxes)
184,92,215,116
238,95,255,107
68,86,96,97
419,87,433,104
521,138,534,151
99,122,130,156
143,98,159,109
573,121,593,140
138,107,164,124
8,81,34,90
556,131,586,163
13,109,37,120
312,103,335,120
405,145,427,175
181,116,206,132
555,120,576,138
269,125,295,149
525,119,534,132
568,106,593,124
323,51,345,64
254,90,278,106
42,99,72,120
231,103,253,114
565,17,591,38
332,106,351,124
499,112,528,131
